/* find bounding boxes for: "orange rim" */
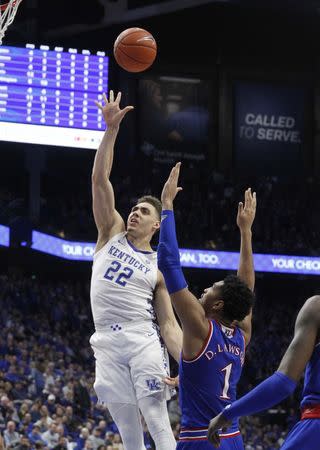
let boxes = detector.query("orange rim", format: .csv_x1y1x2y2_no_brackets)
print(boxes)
0,1,17,12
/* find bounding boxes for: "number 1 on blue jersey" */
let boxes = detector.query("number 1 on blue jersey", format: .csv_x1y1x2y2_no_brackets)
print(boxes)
220,363,232,399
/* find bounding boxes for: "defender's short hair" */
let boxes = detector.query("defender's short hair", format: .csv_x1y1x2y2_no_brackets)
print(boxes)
137,195,162,220
220,274,255,322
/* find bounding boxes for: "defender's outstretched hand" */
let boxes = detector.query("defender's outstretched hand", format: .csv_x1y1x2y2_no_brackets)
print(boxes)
207,412,232,448
161,162,183,210
95,90,134,129
237,187,257,232
164,375,179,388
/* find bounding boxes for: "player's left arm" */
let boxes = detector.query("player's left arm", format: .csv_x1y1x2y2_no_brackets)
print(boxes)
153,271,183,363
235,188,256,345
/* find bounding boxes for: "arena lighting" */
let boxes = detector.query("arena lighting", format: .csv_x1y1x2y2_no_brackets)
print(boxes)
27,230,320,276
159,76,201,84
0,224,9,247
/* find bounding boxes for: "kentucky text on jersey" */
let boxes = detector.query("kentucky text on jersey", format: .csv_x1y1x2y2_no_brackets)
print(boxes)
108,245,151,275
90,232,157,327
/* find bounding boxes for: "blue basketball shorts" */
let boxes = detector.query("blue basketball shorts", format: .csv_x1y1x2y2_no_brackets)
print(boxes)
280,419,320,450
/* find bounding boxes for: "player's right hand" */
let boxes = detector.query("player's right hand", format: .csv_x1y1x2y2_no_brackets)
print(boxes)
207,412,231,448
161,162,183,210
95,90,134,129
236,187,257,232
164,375,179,387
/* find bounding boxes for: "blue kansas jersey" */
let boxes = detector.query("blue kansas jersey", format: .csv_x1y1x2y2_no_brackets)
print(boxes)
179,319,246,442
301,343,320,409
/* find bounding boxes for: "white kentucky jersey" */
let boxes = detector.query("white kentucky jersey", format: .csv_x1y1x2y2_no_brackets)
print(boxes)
90,232,158,329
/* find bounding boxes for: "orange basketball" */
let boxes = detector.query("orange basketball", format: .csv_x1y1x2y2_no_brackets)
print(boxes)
113,27,157,73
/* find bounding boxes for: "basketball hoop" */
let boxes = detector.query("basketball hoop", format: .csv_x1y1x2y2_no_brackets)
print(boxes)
0,0,22,45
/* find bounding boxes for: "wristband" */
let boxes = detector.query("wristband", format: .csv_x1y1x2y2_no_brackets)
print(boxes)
158,210,187,294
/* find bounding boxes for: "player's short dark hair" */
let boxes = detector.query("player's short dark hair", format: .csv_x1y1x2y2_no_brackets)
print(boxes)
220,275,255,322
137,195,162,220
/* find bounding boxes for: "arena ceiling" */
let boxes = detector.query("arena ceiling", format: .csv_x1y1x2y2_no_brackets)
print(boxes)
2,0,319,69
6,0,320,42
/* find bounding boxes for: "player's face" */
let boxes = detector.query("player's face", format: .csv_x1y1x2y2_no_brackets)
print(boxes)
199,281,224,315
127,202,160,238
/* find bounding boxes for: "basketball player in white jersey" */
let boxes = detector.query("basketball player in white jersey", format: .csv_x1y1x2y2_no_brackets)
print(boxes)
90,90,183,450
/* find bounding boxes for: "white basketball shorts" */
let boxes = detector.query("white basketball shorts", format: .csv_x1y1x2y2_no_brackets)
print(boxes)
89,320,174,405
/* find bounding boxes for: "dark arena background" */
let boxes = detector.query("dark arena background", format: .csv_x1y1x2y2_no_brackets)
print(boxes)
0,1,320,449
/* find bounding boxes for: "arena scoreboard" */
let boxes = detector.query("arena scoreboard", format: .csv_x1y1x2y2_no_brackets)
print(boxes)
0,44,109,149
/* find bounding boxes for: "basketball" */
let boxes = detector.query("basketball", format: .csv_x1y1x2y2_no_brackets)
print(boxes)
113,27,157,73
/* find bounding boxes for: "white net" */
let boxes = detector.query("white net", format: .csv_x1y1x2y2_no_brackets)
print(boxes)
0,0,22,45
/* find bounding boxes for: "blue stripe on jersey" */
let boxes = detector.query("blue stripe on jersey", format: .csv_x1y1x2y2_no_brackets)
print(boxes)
301,343,320,409
179,319,245,435
126,236,154,254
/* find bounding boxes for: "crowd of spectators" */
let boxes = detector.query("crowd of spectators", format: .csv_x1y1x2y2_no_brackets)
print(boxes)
0,271,312,450
0,273,152,450
2,171,320,256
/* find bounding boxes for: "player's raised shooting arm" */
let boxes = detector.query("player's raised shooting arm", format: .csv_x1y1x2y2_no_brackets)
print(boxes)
235,188,256,345
92,91,133,251
158,163,210,358
154,271,183,363
92,127,123,241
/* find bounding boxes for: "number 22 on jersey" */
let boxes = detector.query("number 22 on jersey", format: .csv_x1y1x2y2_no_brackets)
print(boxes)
104,261,133,287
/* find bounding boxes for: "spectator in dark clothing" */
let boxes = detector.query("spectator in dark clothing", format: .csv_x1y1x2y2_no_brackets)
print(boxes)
53,436,69,450
11,381,29,400
15,436,31,450
73,378,90,419
0,395,17,422
45,394,57,415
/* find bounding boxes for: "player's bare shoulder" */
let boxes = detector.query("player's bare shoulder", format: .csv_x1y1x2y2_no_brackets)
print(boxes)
296,295,320,331
302,295,320,316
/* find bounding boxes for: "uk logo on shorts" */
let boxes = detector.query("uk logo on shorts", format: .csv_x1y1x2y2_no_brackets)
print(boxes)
146,379,161,391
